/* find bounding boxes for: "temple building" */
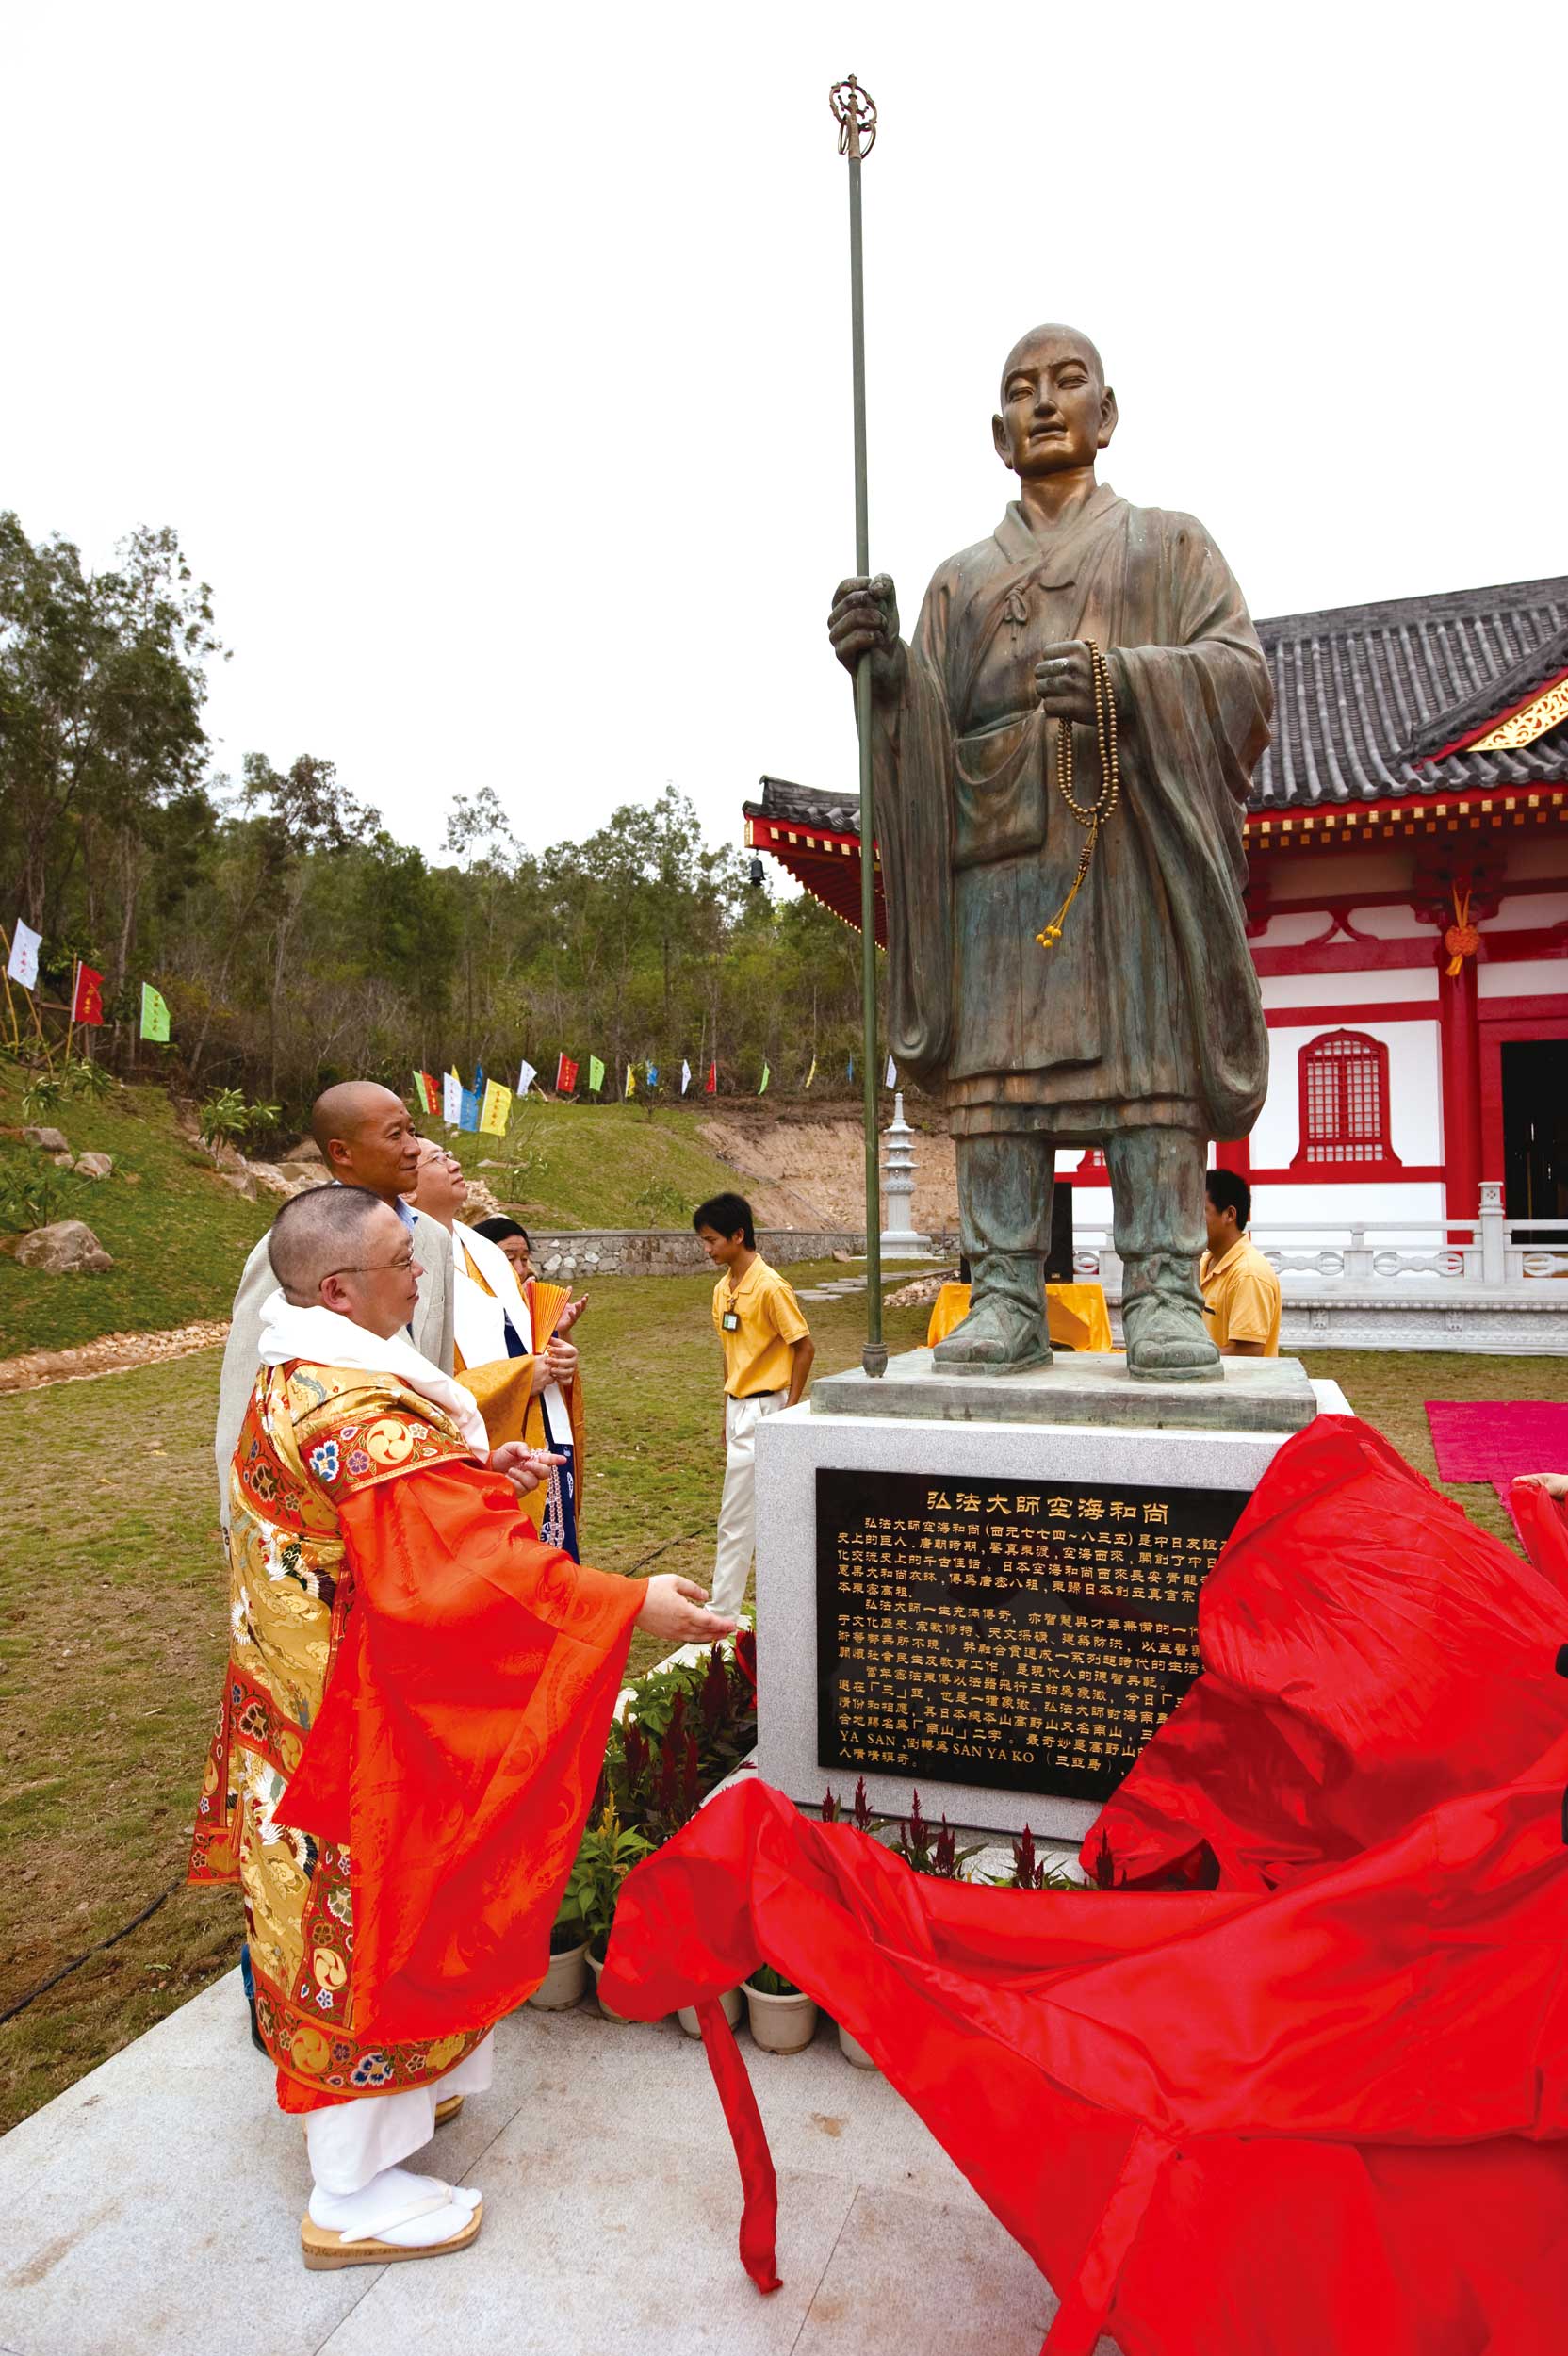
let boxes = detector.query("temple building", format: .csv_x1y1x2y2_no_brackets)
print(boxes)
745,572,1568,1235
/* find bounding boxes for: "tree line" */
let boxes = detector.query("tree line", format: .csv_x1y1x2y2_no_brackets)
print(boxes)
1,512,873,1117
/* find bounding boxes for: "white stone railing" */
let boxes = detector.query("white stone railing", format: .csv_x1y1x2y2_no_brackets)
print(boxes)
1071,1183,1568,1297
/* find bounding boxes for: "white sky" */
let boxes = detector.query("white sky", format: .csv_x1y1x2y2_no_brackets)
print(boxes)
5,2,1564,866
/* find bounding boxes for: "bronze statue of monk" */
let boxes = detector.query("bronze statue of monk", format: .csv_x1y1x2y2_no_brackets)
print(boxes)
828,325,1270,1381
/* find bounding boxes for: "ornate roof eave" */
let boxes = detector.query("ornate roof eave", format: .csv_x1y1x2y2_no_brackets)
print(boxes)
1243,779,1568,853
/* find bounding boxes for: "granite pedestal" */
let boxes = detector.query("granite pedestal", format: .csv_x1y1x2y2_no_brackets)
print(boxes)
757,1351,1348,1845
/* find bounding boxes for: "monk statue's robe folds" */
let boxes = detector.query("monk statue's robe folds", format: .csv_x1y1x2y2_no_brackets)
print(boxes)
874,484,1271,1374
188,1361,640,2112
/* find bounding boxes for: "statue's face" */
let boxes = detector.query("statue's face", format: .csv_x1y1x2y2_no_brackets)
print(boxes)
992,331,1117,480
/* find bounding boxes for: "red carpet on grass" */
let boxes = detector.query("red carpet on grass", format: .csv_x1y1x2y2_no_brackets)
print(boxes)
1425,1398,1568,1526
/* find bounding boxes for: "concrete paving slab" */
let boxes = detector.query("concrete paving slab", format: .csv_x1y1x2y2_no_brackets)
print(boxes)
0,1969,1119,2356
792,2182,1119,2356
313,2119,854,2356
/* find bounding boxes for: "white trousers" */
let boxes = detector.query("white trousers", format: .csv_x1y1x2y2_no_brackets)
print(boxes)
304,2032,495,2196
711,1389,786,1618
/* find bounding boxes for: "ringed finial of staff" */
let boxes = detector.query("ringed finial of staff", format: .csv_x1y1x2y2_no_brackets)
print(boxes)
829,74,877,161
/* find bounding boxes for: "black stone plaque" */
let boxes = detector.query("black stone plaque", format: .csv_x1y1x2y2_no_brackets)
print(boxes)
815,1466,1250,1803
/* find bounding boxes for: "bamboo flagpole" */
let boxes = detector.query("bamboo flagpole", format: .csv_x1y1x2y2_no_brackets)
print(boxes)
829,72,887,1378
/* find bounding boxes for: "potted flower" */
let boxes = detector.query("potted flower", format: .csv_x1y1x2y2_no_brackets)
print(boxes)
994,1823,1081,1892
676,1987,744,2041
742,1963,819,2054
527,1890,592,2012
571,1800,654,2023
820,1780,884,2069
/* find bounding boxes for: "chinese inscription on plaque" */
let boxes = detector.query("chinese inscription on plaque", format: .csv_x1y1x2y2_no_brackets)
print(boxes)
816,1467,1249,1802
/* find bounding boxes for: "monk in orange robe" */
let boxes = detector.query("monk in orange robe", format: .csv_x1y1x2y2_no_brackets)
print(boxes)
405,1137,587,1553
189,1182,732,2268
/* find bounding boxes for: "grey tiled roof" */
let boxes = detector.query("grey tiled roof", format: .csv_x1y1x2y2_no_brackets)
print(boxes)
1253,574,1568,807
748,575,1568,833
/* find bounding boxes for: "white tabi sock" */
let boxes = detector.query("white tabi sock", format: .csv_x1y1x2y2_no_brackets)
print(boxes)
308,2164,482,2250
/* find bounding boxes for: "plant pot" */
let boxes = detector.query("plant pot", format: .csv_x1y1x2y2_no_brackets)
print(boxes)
743,1979,819,2055
586,1948,645,2024
527,1937,589,2011
838,2022,879,2071
677,1987,743,2040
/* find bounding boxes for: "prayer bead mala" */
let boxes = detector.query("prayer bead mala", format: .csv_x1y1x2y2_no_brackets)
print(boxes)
1037,638,1120,950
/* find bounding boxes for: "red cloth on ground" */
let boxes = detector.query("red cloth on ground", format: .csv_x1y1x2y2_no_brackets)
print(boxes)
1425,1399,1568,1531
601,1416,1568,2356
278,1461,641,2071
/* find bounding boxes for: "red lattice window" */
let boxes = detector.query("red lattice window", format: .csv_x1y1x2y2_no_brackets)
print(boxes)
1292,1030,1400,1169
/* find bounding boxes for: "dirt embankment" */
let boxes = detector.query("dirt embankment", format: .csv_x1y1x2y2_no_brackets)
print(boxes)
0,1319,230,1395
698,1103,957,1235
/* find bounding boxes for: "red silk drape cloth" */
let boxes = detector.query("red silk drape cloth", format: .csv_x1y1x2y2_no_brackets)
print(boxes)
601,1420,1568,2355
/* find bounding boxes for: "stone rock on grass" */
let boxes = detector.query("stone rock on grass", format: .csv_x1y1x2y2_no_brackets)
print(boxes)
222,1170,258,1200
885,1271,948,1309
288,1137,323,1162
16,1219,113,1273
464,1177,503,1219
279,1163,331,1193
22,1125,70,1153
246,1161,298,1198
75,1152,113,1180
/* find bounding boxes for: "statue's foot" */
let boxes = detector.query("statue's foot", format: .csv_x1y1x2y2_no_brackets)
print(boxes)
1122,1296,1221,1383
932,1294,1052,1377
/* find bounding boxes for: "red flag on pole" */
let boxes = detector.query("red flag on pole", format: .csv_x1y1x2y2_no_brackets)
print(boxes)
556,1054,579,1095
413,1070,440,1117
71,962,105,1025
704,1059,717,1095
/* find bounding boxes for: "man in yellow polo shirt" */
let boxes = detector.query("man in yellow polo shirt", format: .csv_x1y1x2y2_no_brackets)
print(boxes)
694,1191,815,1617
1200,1169,1281,1357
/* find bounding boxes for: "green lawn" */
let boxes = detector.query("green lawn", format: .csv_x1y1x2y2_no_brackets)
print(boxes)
443,1098,753,1233
0,1069,271,1356
1,1306,1561,2133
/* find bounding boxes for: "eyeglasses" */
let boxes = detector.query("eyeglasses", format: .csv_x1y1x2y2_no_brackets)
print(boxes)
325,1248,418,1279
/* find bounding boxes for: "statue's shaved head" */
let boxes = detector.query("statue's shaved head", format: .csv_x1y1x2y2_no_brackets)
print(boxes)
268,1185,390,1303
1000,324,1105,401
311,1080,406,1157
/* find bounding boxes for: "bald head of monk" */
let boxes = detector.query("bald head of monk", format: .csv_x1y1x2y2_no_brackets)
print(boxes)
269,1185,421,1337
310,1081,423,1202
992,323,1118,483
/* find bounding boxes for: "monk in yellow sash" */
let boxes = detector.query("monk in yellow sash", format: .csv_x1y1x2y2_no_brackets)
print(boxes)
407,1139,587,1558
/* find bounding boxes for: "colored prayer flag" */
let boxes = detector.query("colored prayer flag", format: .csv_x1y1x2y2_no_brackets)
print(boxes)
646,1064,659,1089
885,1054,897,1088
625,1064,635,1098
759,1061,770,1096
555,1054,578,1095
140,983,172,1043
443,1070,463,1125
805,1054,817,1089
72,962,105,1025
6,920,41,990
459,1086,481,1133
704,1060,716,1096
473,1063,485,1098
680,1059,692,1096
847,1055,854,1083
413,1069,440,1116
517,1058,538,1098
588,1055,606,1095
480,1079,512,1136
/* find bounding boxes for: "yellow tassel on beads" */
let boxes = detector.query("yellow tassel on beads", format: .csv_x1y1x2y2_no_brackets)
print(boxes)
1037,834,1096,950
